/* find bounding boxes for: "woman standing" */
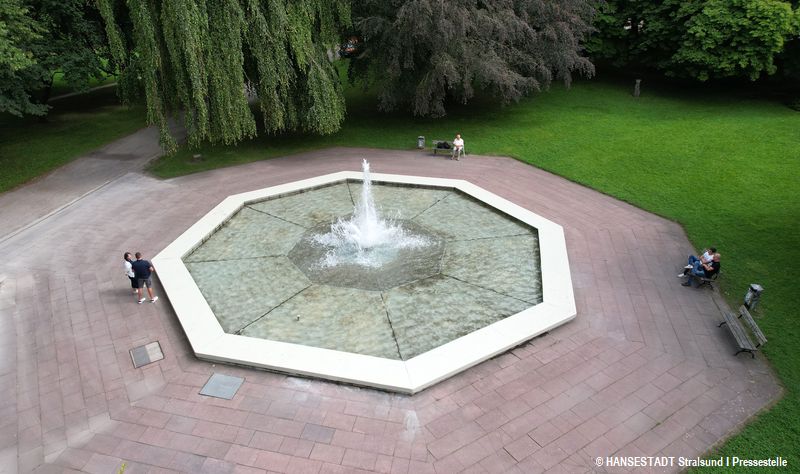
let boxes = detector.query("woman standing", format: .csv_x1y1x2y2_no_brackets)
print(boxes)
124,252,139,296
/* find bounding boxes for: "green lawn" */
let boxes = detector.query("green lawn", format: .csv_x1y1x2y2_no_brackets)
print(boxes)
0,87,145,193
49,72,115,98
151,79,800,470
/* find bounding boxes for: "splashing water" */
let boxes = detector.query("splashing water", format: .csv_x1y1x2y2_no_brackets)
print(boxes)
313,160,430,267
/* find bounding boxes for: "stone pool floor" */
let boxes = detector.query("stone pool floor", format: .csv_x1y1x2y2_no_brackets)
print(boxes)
0,145,781,473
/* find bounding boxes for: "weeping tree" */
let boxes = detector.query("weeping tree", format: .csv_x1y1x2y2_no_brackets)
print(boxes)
96,0,350,151
350,0,596,117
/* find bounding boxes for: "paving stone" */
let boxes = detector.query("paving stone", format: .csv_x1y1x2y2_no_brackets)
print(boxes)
309,443,345,464
0,146,781,474
200,374,245,400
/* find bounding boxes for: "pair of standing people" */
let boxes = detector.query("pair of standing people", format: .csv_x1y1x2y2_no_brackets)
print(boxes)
124,252,158,303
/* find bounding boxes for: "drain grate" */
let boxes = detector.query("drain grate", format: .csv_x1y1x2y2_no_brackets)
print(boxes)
199,373,244,400
129,341,164,368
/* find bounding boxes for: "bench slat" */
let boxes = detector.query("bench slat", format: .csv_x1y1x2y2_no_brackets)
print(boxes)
696,271,720,289
721,311,756,351
738,305,767,347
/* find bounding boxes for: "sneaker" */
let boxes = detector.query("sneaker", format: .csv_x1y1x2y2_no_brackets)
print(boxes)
138,298,146,304
684,265,693,269
678,273,687,278
681,282,692,287
150,296,159,303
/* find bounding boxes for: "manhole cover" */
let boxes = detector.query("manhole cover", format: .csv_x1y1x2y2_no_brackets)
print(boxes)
199,373,244,400
130,341,164,368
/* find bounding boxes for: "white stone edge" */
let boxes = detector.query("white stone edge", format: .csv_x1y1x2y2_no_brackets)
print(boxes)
153,171,576,394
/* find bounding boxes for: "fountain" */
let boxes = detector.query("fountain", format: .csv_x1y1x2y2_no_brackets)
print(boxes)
154,162,575,393
313,160,430,268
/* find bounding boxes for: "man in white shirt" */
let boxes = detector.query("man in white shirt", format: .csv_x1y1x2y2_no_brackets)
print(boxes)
452,134,465,160
678,246,717,277
700,247,716,263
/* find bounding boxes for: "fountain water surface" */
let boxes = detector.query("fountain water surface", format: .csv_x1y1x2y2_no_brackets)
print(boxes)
313,160,430,268
160,164,574,392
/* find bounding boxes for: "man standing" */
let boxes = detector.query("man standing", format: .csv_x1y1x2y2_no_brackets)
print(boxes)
452,134,465,161
132,252,159,303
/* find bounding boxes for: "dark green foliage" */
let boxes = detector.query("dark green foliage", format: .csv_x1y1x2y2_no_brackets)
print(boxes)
778,37,800,106
0,0,46,115
206,0,256,145
97,0,350,151
0,0,40,71
675,0,798,80
1,0,110,116
589,0,800,81
349,0,596,117
126,0,174,148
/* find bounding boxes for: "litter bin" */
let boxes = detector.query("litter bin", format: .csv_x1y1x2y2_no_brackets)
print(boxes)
744,284,764,310
417,136,425,149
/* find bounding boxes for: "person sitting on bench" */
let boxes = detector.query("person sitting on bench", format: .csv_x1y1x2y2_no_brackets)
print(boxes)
700,246,716,264
451,134,465,160
681,253,721,286
678,247,715,277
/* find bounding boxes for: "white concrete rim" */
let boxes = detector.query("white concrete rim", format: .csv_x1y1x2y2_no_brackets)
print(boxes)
153,172,576,394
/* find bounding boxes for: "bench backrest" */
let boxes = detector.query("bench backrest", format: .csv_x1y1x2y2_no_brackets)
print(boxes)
723,311,754,350
738,305,767,347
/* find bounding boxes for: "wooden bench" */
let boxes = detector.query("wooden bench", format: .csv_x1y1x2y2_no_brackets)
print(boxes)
685,270,722,290
689,270,720,289
718,305,767,358
432,140,451,156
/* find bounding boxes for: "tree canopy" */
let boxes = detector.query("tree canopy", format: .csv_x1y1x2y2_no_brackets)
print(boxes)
1,0,112,116
588,0,800,81
349,0,596,117
1,0,44,116
96,0,350,151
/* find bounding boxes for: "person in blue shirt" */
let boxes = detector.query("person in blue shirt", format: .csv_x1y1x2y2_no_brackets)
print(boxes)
132,252,159,303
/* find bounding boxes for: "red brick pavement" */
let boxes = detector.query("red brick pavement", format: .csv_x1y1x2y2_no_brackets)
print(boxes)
0,148,781,473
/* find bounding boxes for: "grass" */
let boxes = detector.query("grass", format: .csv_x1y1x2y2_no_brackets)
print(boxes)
151,78,800,470
0,87,145,193
49,60,117,98
49,71,115,98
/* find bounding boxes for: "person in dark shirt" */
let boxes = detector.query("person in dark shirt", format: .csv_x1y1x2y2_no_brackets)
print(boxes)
132,252,159,303
682,253,721,287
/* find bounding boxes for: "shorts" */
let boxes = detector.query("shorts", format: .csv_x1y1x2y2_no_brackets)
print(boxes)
138,277,153,288
129,276,139,289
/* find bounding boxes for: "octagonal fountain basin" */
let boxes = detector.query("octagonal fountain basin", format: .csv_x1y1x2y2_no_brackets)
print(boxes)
154,170,575,394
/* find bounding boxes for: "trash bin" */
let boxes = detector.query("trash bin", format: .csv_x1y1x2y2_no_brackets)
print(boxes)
744,284,764,310
417,136,425,149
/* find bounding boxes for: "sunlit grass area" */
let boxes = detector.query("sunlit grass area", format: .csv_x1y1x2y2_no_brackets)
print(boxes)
0,87,144,193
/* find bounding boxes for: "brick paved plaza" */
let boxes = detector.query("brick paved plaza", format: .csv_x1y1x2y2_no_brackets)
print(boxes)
0,147,781,473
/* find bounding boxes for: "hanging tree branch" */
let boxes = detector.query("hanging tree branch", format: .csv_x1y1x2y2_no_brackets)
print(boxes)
96,0,351,152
